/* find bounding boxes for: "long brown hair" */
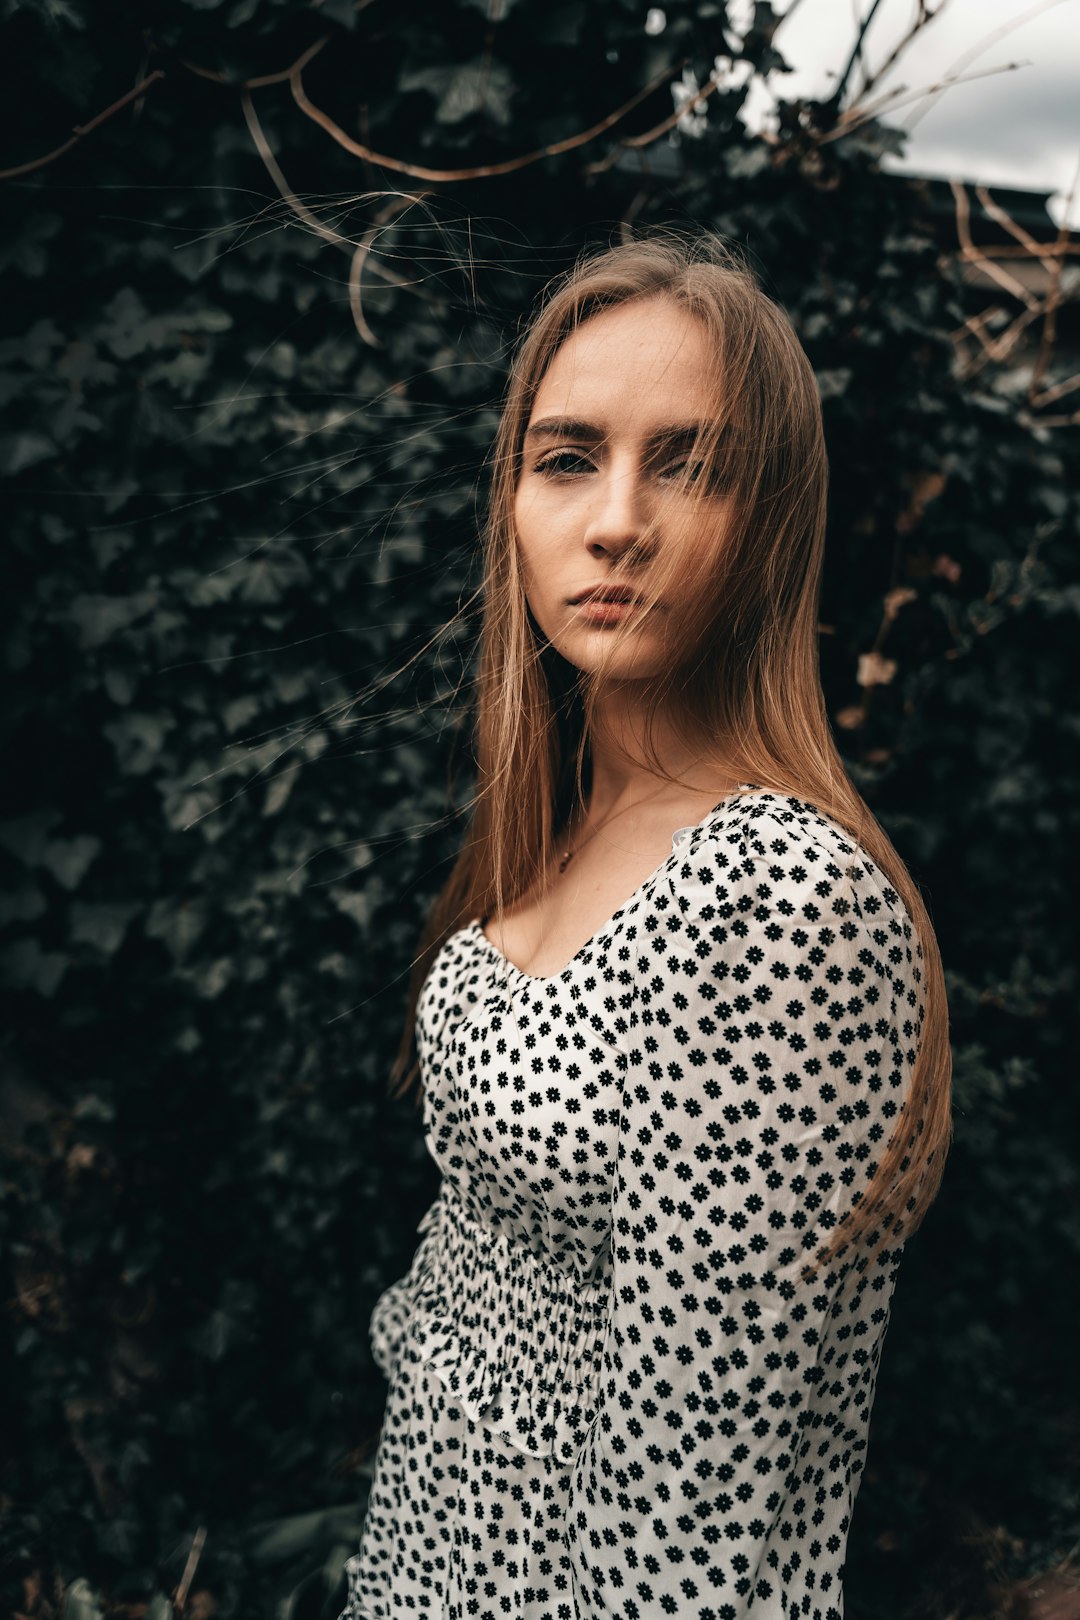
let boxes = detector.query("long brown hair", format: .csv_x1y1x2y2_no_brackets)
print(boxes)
389,229,952,1275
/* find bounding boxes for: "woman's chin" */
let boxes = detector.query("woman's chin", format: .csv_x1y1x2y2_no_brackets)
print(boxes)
553,637,668,683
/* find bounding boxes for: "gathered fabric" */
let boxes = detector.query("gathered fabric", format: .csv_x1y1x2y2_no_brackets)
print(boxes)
372,1177,612,1462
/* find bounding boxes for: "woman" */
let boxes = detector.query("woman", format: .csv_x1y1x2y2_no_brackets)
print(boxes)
339,232,952,1620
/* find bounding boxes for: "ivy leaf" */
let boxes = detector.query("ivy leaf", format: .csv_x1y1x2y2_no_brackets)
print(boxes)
63,592,157,651
400,60,517,126
0,810,63,864
69,901,141,956
0,432,55,475
5,0,87,25
319,0,359,25
330,889,371,927
0,211,62,277
41,835,103,890
0,938,68,996
59,1577,104,1620
0,886,47,926
144,897,209,963
99,287,155,360
816,369,852,400
102,712,174,775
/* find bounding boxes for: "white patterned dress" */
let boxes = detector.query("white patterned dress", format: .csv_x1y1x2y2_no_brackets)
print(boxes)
339,787,926,1620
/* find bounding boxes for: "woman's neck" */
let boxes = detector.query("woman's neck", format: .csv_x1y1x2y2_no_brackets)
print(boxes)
581,687,734,823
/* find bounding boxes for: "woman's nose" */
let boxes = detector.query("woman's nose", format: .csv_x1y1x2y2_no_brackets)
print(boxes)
582,462,649,559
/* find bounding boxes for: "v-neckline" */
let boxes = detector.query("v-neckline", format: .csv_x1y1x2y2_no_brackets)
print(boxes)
472,784,760,986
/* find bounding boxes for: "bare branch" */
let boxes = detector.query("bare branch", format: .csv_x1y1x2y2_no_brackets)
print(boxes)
944,170,1078,417
1027,148,1080,402
772,0,814,39
241,87,412,316
0,71,166,181
957,304,1044,378
1029,369,1080,409
1018,405,1080,428
954,242,1080,260
182,36,329,90
949,178,1039,310
829,0,887,111
840,0,950,116
349,194,430,349
582,72,724,178
820,60,1028,146
975,182,1061,278
241,88,349,251
904,0,1068,136
173,1526,208,1615
290,57,680,183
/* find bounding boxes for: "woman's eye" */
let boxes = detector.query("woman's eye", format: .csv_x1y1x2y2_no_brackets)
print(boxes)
659,457,704,482
533,450,594,477
660,457,729,494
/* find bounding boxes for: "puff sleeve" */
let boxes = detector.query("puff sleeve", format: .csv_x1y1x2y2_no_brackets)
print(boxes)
564,815,925,1619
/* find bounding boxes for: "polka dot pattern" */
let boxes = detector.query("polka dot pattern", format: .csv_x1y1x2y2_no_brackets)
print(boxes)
339,789,925,1619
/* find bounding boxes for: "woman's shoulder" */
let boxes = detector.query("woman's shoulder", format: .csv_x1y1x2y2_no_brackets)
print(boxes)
649,785,926,1076
704,784,869,860
669,785,914,940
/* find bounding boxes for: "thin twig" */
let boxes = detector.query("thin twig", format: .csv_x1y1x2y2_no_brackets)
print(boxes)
829,0,887,110
0,70,166,180
1018,405,1080,428
772,0,813,38
173,1526,207,1615
182,36,329,90
1027,148,1080,402
241,87,380,346
904,0,1066,135
241,86,411,331
582,72,724,177
290,57,679,181
840,0,948,117
349,194,428,348
975,182,1061,278
1029,369,1080,408
949,178,1038,309
955,242,1080,260
820,60,1027,145
956,304,1043,378
619,187,650,246
241,89,348,251
947,302,1042,374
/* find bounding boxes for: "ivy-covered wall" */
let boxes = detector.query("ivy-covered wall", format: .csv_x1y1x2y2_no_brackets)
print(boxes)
2,2,1078,1616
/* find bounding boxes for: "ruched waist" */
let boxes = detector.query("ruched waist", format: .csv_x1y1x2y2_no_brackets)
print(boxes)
369,1181,611,1463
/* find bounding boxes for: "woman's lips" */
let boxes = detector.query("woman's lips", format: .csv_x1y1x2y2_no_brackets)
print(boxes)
574,599,642,626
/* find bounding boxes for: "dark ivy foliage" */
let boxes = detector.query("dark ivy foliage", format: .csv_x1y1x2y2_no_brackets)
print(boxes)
1,0,1078,1616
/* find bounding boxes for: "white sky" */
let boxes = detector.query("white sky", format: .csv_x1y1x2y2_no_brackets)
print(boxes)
747,0,1080,226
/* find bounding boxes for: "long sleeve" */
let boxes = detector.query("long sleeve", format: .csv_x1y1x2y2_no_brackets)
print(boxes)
564,809,925,1619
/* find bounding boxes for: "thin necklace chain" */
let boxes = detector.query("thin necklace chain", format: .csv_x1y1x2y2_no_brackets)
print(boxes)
556,784,680,876
557,815,607,874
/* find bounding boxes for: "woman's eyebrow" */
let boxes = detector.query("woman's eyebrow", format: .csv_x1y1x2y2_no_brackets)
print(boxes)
523,417,708,446
523,417,603,443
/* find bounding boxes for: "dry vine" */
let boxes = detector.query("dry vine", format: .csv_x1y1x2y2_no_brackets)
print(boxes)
0,69,166,181
286,48,687,182
945,166,1080,427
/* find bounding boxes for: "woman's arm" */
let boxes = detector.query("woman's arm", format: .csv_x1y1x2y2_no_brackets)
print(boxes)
564,814,925,1618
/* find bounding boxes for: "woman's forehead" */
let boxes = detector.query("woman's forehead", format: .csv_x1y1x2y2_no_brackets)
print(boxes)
529,298,715,427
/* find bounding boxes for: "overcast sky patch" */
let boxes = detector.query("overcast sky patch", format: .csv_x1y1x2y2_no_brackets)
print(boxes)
759,0,1080,225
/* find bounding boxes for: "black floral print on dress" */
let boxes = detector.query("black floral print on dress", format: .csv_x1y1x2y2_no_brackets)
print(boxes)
339,788,925,1620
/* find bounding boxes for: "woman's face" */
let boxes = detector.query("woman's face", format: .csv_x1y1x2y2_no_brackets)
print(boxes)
514,295,730,683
